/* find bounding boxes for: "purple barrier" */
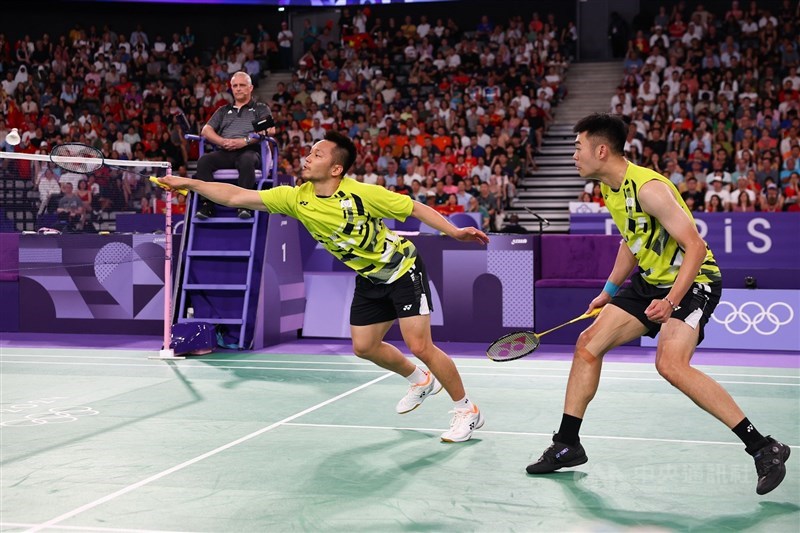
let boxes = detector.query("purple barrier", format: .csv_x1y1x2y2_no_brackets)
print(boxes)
0,233,19,281
388,234,535,342
300,234,536,343
115,213,186,234
18,234,170,335
642,289,799,351
537,235,621,288
0,281,19,332
251,214,306,348
569,213,800,289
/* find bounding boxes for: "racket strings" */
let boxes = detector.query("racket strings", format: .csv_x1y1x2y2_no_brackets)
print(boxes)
50,144,104,173
486,332,540,361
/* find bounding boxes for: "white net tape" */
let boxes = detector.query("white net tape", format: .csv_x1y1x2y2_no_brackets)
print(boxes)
0,151,171,168
0,151,173,232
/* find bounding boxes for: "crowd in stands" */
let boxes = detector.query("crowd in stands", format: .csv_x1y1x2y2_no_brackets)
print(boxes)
0,8,575,232
270,8,577,230
586,0,799,213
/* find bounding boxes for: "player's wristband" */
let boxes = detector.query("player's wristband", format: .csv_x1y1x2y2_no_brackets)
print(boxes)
603,280,620,297
664,297,681,311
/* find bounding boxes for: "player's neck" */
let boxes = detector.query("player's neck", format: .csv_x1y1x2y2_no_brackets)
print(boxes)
312,176,343,197
599,157,630,190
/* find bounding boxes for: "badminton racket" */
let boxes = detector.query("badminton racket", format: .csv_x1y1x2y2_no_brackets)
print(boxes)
486,307,604,362
49,143,188,195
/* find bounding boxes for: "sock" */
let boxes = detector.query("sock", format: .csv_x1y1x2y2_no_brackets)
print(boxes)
453,396,472,410
405,366,427,385
555,413,583,446
733,418,769,454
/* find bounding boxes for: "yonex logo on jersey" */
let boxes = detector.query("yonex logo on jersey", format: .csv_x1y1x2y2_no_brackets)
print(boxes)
299,201,308,206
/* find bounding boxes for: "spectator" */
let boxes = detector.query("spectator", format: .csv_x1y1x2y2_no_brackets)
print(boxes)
193,72,274,220
36,167,61,214
681,175,705,211
56,182,85,230
705,194,727,213
732,189,756,212
705,176,731,208
499,213,529,233
758,183,784,212
277,22,293,70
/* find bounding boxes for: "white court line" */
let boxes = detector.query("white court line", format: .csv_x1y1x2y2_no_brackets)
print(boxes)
282,422,800,449
23,372,394,533
1,360,798,387
1,523,196,533
3,354,798,379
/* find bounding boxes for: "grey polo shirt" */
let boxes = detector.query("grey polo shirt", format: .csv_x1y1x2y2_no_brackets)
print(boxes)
206,100,272,139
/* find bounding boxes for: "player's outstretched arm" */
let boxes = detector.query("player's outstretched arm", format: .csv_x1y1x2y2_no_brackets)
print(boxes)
157,176,268,212
410,201,490,244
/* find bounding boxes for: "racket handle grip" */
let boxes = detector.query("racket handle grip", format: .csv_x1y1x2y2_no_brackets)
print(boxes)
150,176,188,196
582,307,603,319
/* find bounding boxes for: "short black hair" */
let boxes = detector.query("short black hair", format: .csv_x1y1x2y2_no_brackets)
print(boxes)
324,130,356,177
573,113,627,156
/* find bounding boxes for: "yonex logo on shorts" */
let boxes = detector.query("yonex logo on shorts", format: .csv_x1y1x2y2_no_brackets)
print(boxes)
403,304,412,311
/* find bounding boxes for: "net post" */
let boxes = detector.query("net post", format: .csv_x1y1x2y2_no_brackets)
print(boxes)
150,163,184,360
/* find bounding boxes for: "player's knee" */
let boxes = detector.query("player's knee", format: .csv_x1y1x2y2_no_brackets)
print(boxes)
655,358,686,384
351,339,378,360
406,339,433,360
575,328,595,351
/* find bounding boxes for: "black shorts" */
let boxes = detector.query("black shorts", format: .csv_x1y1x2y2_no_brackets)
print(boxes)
350,256,433,326
611,274,722,345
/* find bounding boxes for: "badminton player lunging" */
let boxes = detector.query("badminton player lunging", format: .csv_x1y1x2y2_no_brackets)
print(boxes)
526,113,790,495
159,131,488,442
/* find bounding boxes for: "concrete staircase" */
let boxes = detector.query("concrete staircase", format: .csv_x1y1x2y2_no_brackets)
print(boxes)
510,62,622,233
254,71,293,106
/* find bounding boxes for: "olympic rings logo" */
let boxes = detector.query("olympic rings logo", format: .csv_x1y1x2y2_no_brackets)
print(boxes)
710,301,795,335
1,399,99,427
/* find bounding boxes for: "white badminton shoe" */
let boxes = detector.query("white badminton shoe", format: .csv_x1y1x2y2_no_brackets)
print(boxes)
440,404,484,443
395,372,443,414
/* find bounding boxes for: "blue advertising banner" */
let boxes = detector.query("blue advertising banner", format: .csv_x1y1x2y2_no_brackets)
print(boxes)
642,289,800,351
570,213,800,269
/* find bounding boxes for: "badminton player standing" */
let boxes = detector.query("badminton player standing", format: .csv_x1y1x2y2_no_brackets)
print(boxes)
160,131,488,442
526,113,790,495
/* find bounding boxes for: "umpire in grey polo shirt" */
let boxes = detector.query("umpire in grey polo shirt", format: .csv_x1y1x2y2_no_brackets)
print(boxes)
195,71,275,219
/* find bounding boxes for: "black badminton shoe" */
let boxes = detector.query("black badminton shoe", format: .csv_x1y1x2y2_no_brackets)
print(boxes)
195,201,215,220
753,436,790,495
526,439,588,474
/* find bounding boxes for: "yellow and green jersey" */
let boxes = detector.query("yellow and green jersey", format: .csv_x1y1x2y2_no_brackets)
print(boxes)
601,162,722,287
259,178,417,284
